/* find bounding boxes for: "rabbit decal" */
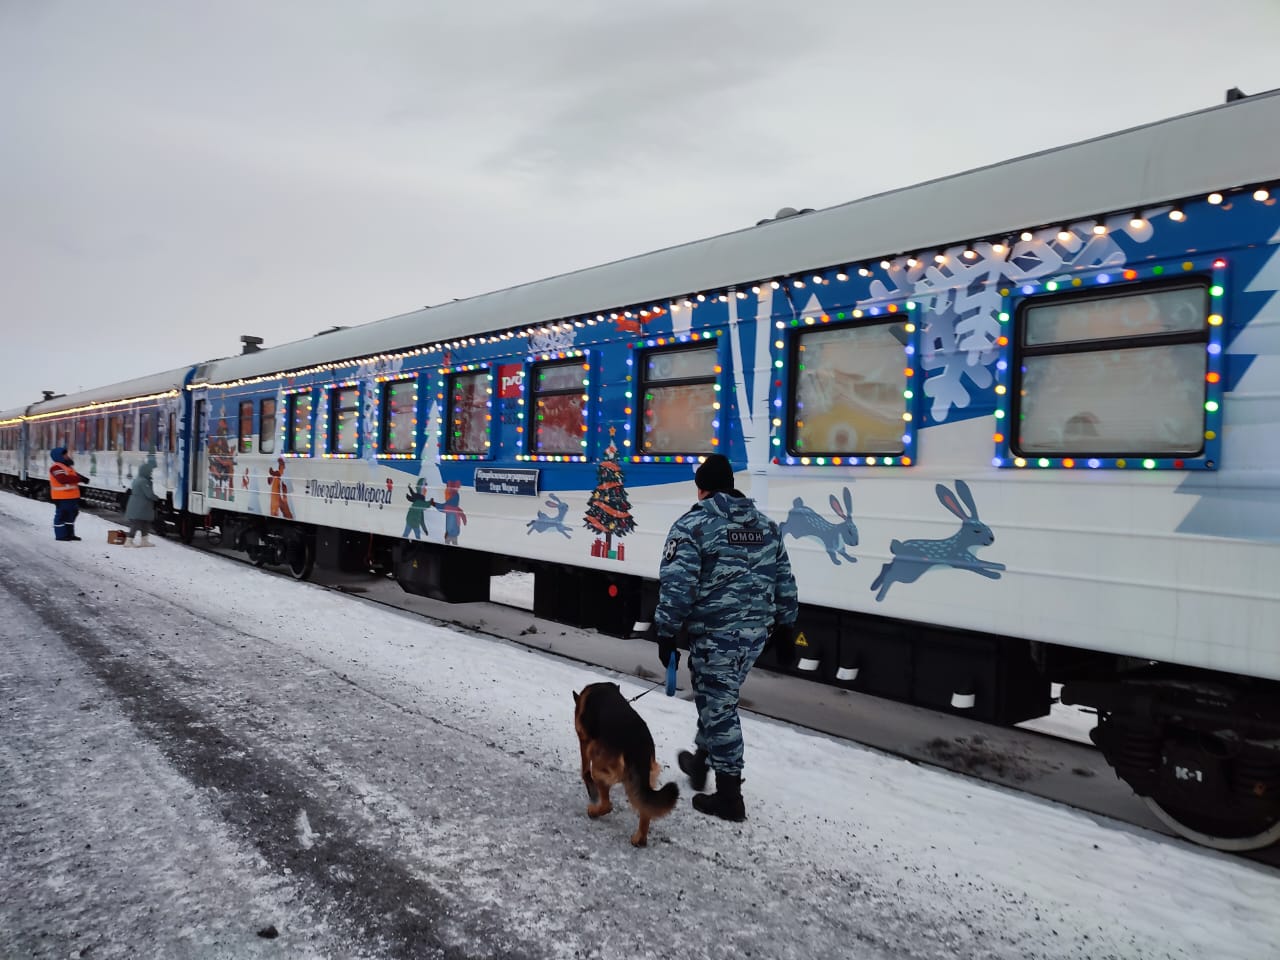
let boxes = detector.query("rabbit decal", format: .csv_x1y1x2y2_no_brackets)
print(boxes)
779,486,858,565
527,493,572,538
870,480,1005,602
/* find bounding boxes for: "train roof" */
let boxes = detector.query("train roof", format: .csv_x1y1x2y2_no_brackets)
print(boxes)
26,366,194,418
0,405,30,424
198,88,1280,387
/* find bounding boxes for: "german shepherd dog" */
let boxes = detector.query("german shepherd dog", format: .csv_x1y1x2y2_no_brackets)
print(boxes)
572,682,679,847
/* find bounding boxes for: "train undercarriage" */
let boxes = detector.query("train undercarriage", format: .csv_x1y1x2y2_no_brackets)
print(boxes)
1062,667,1280,851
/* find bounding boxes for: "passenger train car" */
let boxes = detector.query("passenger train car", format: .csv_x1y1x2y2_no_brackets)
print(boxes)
0,404,32,493
8,369,193,512
4,90,1279,850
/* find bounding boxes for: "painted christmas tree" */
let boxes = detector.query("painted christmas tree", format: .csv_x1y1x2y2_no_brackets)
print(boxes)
583,428,636,560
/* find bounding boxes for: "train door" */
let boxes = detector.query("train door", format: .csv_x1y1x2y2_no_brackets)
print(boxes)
189,397,206,516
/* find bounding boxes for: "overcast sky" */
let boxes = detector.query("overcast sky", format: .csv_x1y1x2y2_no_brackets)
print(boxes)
3,0,1278,410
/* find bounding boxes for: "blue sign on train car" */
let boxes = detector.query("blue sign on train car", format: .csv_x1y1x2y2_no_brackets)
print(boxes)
474,467,539,496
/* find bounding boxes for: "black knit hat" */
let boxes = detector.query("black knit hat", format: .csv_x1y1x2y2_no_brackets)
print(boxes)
694,454,734,492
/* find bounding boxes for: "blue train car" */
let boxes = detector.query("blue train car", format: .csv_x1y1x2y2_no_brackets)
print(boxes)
29,88,1273,850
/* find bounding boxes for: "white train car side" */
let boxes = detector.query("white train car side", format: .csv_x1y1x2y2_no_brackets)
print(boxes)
179,90,1280,849
22,368,195,515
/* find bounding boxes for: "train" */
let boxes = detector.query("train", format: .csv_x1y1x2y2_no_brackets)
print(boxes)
4,89,1279,851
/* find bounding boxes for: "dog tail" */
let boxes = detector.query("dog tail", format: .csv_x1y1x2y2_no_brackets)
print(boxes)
625,763,679,820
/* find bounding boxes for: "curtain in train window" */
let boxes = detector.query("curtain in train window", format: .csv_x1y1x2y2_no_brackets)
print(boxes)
259,399,277,454
791,322,906,456
107,415,121,451
379,379,417,454
1015,283,1209,456
285,392,313,455
97,419,107,452
76,419,88,453
330,386,361,455
446,371,490,456
530,361,587,456
639,345,718,455
123,411,135,451
237,401,254,454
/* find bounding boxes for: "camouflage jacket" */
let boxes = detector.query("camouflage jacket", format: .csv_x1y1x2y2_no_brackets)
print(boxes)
654,492,799,639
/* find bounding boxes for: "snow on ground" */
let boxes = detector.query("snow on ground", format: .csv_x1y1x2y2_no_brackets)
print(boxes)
2,493,1278,960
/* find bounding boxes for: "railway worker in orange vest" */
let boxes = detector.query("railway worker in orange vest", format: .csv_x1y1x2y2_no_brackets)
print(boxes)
49,446,90,541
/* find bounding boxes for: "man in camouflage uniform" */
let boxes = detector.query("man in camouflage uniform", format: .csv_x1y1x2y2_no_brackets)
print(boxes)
654,454,799,821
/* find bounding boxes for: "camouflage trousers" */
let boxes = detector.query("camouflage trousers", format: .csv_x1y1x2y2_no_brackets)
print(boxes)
688,626,769,777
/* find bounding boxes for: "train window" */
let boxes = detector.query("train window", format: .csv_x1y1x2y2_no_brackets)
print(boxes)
529,360,588,457
123,411,135,451
378,378,417,456
1013,282,1210,457
259,398,277,454
638,344,719,455
168,412,175,453
107,415,121,451
238,401,254,454
284,391,314,455
789,320,909,457
96,418,106,452
445,371,490,456
330,385,361,456
76,418,88,453
139,410,156,453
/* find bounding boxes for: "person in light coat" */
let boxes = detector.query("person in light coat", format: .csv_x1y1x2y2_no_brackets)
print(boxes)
123,459,160,547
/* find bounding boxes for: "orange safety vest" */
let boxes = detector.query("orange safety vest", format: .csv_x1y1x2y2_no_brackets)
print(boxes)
49,462,83,500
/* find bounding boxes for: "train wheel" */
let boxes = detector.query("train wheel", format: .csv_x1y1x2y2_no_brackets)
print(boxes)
286,536,314,581
1144,796,1280,852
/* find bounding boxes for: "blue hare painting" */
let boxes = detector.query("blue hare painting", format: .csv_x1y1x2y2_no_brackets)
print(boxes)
870,480,1004,601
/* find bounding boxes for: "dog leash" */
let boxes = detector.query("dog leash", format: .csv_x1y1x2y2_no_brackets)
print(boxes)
630,652,679,702
629,679,664,703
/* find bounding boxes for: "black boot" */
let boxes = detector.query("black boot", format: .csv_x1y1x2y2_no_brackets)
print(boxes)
67,527,82,541
677,748,709,791
692,771,746,822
